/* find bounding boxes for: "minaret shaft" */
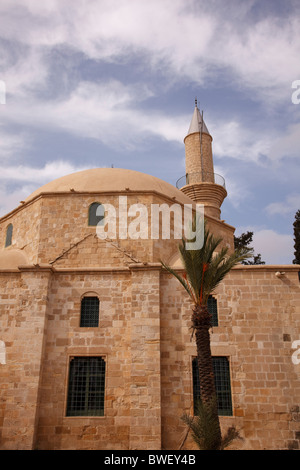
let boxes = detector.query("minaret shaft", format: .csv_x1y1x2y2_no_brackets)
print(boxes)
184,131,214,184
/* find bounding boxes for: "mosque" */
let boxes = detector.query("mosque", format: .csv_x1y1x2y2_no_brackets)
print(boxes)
0,103,299,450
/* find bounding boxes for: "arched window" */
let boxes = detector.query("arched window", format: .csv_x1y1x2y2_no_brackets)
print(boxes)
5,224,13,247
80,296,100,327
88,202,104,226
208,295,218,327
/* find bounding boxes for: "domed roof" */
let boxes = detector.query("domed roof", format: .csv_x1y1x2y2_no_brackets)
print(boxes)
25,168,194,205
0,249,29,270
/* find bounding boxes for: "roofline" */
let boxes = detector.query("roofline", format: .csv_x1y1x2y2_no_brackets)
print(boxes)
0,187,236,235
168,264,300,272
0,188,197,222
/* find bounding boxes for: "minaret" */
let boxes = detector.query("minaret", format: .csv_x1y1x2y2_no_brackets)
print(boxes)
178,100,227,220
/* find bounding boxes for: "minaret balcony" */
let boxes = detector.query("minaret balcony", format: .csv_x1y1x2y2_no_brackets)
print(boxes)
176,172,226,190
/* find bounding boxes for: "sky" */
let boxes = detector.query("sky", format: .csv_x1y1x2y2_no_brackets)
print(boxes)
0,0,299,264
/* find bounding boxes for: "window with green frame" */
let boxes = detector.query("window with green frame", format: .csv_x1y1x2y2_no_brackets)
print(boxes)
66,356,106,416
192,356,233,416
207,295,218,327
80,296,99,327
88,202,104,226
5,224,13,247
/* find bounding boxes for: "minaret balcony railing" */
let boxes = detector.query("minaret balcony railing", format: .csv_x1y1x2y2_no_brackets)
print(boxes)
176,172,226,190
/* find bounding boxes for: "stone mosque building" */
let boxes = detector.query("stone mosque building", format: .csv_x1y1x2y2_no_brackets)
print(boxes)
0,104,299,450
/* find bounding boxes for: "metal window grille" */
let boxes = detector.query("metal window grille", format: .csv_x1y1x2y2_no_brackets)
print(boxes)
192,356,233,416
80,297,99,327
66,356,106,416
207,295,218,327
88,202,104,226
5,224,13,247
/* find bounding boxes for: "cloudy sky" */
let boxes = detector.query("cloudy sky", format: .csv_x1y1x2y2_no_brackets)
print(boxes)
0,0,299,264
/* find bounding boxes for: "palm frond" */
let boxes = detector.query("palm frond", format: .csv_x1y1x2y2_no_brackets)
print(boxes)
161,217,253,307
181,398,221,450
160,260,197,303
181,399,243,450
220,426,243,450
201,246,253,304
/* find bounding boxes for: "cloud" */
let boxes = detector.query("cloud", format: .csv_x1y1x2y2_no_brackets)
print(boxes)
211,120,272,163
1,0,300,103
265,194,300,216
0,160,90,184
0,126,30,158
270,122,300,161
252,229,294,265
3,79,189,149
0,183,35,217
214,16,300,103
0,0,299,162
0,160,91,217
235,226,294,264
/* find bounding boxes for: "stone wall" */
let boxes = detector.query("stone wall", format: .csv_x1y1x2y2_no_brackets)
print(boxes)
26,264,162,450
160,265,300,450
0,262,299,450
0,267,51,449
0,188,299,450
0,199,42,264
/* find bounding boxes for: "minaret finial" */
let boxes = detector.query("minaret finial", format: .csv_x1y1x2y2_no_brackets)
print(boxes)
195,97,198,108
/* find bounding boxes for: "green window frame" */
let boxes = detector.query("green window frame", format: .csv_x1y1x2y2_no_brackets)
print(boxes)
66,356,106,417
5,224,13,247
208,295,218,327
88,202,104,226
192,356,233,416
80,296,99,327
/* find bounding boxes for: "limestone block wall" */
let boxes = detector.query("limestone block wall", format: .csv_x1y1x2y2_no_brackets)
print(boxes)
35,269,132,450
38,194,155,267
41,192,195,269
33,264,161,450
0,267,51,450
129,265,161,450
0,192,189,269
0,189,234,268
1,255,298,450
160,265,300,450
0,199,42,264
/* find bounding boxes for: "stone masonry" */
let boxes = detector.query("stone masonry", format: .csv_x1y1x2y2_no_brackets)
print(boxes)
0,104,299,450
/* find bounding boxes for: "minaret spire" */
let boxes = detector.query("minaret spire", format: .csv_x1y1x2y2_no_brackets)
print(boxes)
178,101,227,220
184,101,214,184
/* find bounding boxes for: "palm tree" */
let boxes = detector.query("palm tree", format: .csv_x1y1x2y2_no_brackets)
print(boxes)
161,220,251,449
181,399,242,450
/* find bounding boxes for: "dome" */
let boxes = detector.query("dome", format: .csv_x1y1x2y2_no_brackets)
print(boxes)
24,168,194,206
0,249,29,270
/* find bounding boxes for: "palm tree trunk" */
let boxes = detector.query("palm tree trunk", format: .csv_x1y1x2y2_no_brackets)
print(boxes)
192,304,222,448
